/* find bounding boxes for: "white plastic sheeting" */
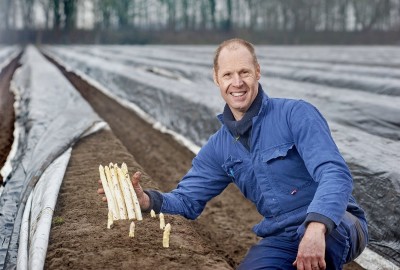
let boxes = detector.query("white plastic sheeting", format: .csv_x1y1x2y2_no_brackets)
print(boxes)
355,247,400,270
43,45,400,268
43,46,223,146
0,46,106,269
43,50,201,155
17,148,71,270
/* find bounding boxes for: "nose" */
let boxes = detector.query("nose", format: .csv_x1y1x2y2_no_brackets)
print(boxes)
232,73,243,87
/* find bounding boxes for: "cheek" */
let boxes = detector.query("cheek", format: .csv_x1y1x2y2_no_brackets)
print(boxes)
218,81,230,93
219,84,227,97
246,78,258,90
220,90,230,103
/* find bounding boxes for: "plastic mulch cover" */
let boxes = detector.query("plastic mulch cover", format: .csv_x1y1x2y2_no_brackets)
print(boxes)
0,46,105,269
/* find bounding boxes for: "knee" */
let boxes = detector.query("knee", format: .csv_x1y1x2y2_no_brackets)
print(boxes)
327,212,368,265
347,217,368,262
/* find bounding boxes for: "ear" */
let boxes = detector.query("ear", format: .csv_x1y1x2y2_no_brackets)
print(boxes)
213,68,219,86
256,63,261,80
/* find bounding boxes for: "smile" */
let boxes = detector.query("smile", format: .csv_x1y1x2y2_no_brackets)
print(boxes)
230,92,246,97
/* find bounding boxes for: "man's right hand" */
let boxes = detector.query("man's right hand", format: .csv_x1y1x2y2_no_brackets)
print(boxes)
97,171,151,210
130,171,151,210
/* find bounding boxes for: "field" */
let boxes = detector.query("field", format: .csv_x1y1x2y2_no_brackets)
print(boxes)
0,44,399,269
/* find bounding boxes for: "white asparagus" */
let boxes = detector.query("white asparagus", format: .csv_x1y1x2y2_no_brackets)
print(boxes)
121,163,143,221
150,209,156,218
159,213,165,229
105,165,114,190
163,223,171,248
116,166,136,220
107,211,114,229
109,164,127,219
104,166,120,220
129,221,135,237
99,165,119,220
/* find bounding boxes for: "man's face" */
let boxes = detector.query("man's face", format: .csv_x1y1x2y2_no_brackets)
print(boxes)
214,45,260,120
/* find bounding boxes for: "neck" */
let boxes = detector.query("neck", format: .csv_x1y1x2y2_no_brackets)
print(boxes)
232,111,245,121
222,86,264,151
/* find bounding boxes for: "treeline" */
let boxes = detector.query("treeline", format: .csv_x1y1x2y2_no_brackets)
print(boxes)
1,0,400,44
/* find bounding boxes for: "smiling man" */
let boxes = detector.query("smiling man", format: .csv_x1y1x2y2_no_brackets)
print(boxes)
213,41,260,120
99,38,368,270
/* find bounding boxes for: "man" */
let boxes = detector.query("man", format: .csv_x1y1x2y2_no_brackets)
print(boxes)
99,38,368,269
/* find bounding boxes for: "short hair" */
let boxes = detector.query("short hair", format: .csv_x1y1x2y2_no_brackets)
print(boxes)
213,38,258,73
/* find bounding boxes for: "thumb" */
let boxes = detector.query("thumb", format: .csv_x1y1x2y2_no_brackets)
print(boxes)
132,171,141,186
131,171,150,210
131,171,144,197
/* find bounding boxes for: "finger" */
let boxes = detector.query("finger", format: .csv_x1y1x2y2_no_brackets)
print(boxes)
131,171,145,197
311,265,319,270
131,171,142,186
97,188,105,194
102,196,107,202
305,261,314,270
318,259,326,270
292,259,297,267
296,260,305,270
98,179,104,189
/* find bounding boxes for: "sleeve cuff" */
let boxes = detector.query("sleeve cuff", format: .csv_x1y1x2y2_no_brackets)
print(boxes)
305,213,335,235
143,190,163,214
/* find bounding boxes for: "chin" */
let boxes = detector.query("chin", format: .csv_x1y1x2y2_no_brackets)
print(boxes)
232,105,247,113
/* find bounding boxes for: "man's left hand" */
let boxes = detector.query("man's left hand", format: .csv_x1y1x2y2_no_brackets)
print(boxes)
293,222,327,270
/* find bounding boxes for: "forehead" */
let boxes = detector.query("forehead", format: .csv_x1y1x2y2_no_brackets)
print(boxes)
217,45,254,70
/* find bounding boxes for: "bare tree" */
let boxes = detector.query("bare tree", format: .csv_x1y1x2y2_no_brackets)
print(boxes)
64,0,77,30
181,0,189,30
160,0,176,30
209,0,216,29
53,0,62,29
0,0,19,30
97,0,115,29
39,0,400,32
38,0,53,29
2,0,400,43
20,0,35,29
220,0,233,31
115,0,131,28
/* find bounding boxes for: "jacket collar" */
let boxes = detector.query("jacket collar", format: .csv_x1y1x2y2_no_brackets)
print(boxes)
217,84,269,125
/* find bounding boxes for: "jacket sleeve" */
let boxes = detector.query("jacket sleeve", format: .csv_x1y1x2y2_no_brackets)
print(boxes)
160,135,232,220
289,100,352,228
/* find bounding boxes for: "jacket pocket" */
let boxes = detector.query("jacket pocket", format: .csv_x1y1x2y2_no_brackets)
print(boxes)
221,156,243,179
261,143,314,194
262,142,295,163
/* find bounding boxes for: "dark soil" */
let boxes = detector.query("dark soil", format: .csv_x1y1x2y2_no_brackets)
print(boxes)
44,129,232,269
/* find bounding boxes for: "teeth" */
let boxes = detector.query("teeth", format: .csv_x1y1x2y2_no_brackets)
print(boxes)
231,92,245,97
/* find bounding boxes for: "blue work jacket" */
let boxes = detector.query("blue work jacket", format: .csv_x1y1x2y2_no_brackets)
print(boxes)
161,93,366,237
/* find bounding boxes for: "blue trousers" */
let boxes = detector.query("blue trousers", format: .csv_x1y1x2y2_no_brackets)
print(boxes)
238,212,368,270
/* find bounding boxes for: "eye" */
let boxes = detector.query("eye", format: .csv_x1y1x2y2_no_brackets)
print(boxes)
223,72,231,78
